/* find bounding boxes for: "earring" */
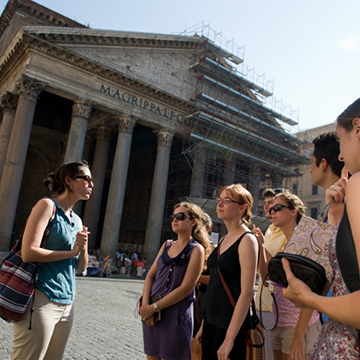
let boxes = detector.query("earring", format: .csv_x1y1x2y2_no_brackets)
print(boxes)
70,184,72,190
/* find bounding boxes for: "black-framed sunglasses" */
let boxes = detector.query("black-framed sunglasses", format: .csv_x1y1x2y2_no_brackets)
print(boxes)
215,197,241,205
76,175,93,184
269,203,294,215
171,212,192,221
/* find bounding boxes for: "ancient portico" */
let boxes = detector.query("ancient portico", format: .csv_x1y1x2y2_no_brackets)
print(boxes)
0,0,308,264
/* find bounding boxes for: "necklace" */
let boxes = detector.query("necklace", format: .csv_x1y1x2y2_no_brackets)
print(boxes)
69,211,74,227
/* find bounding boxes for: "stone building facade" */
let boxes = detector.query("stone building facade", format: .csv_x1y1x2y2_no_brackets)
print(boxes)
0,0,308,263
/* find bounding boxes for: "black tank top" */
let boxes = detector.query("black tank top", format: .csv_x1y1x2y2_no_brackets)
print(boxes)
201,232,252,330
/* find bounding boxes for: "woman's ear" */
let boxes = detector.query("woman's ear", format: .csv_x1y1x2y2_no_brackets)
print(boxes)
352,118,360,135
64,176,72,188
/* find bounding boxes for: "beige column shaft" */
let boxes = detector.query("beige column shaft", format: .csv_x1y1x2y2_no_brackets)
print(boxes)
83,126,112,251
0,92,19,181
144,129,175,264
190,144,206,198
224,156,236,186
100,115,136,258
248,165,261,214
63,98,93,163
0,75,45,251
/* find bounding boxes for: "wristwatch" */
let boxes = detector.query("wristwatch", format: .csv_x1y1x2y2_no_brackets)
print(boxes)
153,302,160,313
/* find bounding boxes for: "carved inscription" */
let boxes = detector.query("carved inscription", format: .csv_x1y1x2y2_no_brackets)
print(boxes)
100,84,188,125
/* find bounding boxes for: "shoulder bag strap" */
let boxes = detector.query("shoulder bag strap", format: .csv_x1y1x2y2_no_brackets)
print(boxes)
216,231,256,342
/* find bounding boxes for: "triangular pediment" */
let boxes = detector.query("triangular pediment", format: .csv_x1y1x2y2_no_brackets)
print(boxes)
12,26,202,104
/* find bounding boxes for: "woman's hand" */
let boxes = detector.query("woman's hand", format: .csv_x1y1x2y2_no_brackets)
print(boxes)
195,321,203,346
73,226,89,256
139,304,155,325
290,332,305,360
326,165,348,225
252,225,264,246
217,337,234,360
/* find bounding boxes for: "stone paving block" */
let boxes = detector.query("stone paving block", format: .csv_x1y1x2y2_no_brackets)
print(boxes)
0,277,145,359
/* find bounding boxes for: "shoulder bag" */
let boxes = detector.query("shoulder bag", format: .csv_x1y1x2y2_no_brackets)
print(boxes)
0,199,56,329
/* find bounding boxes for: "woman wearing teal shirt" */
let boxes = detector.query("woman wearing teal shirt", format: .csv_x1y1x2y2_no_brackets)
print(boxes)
11,161,93,360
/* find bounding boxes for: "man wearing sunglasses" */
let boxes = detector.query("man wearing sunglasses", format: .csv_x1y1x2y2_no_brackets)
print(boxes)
253,188,287,360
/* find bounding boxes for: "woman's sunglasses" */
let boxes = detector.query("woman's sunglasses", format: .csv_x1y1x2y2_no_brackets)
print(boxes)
171,212,192,221
76,175,93,184
269,203,294,215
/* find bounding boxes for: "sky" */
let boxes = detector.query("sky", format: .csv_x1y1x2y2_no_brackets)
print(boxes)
1,0,359,133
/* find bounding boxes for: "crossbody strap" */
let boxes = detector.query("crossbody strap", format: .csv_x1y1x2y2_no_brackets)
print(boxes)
28,199,56,330
217,231,256,342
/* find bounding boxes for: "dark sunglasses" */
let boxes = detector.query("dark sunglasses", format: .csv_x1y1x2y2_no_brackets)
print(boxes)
269,203,294,215
171,212,192,221
76,175,93,184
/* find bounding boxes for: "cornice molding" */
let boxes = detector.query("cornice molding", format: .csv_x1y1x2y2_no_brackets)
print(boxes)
33,30,201,50
0,31,193,112
0,0,86,39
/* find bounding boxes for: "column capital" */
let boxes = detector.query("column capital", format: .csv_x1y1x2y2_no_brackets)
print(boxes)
15,75,46,102
0,92,19,113
72,98,94,119
96,125,113,142
115,114,136,134
154,128,175,148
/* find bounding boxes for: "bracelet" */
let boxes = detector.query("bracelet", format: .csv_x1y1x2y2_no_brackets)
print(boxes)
153,302,160,313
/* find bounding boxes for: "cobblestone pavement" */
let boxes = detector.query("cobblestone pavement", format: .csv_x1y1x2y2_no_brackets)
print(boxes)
0,277,146,360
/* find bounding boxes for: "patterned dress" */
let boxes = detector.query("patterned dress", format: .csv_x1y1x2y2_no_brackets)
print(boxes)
310,227,360,359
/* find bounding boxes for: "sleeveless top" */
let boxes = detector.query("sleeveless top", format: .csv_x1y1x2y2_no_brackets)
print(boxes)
150,238,198,301
36,201,81,304
201,232,252,330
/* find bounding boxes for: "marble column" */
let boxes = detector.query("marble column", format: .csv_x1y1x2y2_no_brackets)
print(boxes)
189,144,206,198
248,165,261,215
0,75,46,250
63,98,93,163
144,129,175,264
0,92,19,181
100,115,136,258
83,126,112,251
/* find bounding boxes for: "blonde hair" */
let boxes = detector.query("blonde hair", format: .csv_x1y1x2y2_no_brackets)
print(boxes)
274,192,306,224
219,183,253,225
174,202,212,269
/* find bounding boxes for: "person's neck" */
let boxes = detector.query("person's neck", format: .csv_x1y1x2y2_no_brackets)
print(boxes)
54,194,75,214
223,218,246,236
280,220,297,241
322,174,341,190
176,233,192,244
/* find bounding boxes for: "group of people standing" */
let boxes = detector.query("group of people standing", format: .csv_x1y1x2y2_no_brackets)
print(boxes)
5,98,360,360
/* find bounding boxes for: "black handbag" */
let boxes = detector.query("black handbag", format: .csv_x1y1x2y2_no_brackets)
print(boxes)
268,252,327,295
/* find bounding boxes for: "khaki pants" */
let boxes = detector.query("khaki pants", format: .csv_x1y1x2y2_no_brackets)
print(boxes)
11,289,74,360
